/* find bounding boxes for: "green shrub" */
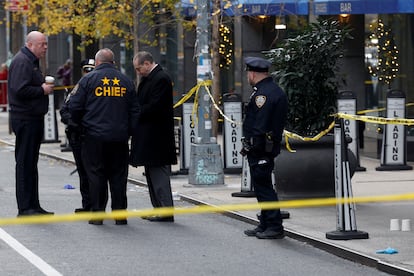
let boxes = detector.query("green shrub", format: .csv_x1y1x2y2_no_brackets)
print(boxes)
266,18,352,137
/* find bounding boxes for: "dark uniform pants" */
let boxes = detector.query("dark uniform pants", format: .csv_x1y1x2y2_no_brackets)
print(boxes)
67,131,90,210
82,136,129,212
248,156,283,232
11,118,44,212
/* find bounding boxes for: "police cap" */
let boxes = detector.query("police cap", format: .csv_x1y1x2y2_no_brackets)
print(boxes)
244,57,271,72
81,59,95,73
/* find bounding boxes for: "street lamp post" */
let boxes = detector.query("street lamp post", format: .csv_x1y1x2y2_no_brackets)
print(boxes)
188,0,224,185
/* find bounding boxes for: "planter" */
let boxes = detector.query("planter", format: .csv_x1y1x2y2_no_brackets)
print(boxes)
274,135,356,200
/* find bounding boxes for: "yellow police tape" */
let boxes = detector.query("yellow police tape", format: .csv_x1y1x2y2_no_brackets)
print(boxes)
336,112,414,126
173,80,240,126
53,85,75,91
172,80,414,138
283,112,414,153
203,80,240,125
173,80,212,109
2,192,414,226
356,102,414,115
283,122,335,152
170,82,414,153
173,80,212,127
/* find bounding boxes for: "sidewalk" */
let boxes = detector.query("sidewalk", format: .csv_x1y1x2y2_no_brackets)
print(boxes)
1,111,414,275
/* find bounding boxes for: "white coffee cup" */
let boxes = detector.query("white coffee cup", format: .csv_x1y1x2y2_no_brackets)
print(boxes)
401,219,411,231
45,76,55,85
390,219,400,231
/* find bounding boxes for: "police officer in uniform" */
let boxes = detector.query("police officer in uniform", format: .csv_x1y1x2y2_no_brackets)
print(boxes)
60,58,95,213
69,48,139,225
79,59,95,75
241,57,288,239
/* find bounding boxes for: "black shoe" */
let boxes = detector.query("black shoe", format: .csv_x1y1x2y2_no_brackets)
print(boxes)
142,216,174,222
74,208,89,213
88,220,103,225
37,208,54,215
244,227,264,237
115,219,128,225
17,209,41,217
255,229,285,239
60,147,72,152
281,210,290,219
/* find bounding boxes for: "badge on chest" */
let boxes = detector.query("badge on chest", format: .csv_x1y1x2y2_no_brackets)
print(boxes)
255,95,266,108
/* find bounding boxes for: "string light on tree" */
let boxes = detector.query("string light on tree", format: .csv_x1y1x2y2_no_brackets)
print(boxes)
218,24,233,69
367,20,399,88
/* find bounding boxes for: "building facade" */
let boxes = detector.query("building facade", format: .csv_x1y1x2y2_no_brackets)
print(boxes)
1,1,414,137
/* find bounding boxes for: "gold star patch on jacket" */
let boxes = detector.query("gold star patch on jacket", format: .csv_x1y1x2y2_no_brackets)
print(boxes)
255,95,266,108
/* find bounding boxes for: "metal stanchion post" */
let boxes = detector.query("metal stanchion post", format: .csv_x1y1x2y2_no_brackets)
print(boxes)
42,92,60,143
177,101,197,174
326,118,368,240
232,156,255,197
337,90,366,171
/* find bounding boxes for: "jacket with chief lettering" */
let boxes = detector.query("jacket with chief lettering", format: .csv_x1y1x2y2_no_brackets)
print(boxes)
242,76,288,158
68,63,139,142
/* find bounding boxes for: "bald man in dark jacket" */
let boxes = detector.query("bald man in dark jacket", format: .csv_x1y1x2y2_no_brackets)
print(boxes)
8,31,54,217
69,48,139,225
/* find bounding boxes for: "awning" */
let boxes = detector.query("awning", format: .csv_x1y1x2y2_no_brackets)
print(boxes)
314,0,414,15
181,0,309,17
224,0,309,16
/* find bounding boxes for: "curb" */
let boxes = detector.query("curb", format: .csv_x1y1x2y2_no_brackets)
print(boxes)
1,138,413,275
127,177,413,276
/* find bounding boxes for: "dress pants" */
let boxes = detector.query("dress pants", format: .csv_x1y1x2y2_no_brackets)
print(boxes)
11,118,44,212
82,136,129,212
144,165,174,208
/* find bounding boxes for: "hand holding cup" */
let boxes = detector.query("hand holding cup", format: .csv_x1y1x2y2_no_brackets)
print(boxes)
43,76,55,95
45,76,55,85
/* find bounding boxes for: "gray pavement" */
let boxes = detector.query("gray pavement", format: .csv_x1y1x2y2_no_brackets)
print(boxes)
1,111,414,275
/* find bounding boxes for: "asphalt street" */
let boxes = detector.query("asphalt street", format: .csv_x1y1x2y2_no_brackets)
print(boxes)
0,144,391,276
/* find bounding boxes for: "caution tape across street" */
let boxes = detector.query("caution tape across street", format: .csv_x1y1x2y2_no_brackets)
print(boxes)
2,192,414,226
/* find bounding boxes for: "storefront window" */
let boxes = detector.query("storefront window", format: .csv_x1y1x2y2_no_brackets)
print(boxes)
364,14,414,118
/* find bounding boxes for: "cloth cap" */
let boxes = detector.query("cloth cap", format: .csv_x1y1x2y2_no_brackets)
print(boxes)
81,59,95,72
244,57,271,72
